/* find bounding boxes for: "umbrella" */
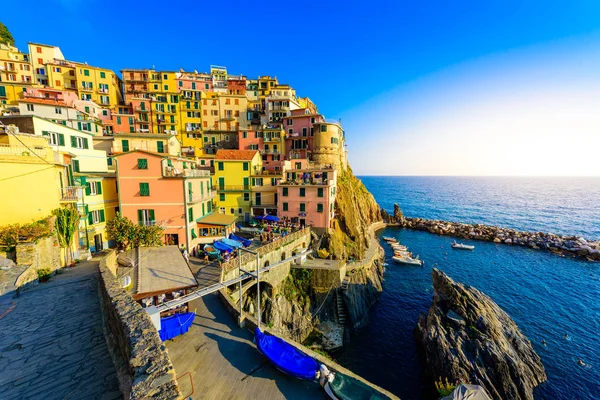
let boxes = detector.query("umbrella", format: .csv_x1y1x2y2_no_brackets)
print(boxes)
264,215,280,222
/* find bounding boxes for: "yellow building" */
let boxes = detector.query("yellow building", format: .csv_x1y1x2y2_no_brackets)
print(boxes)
0,43,34,106
201,91,248,131
81,173,118,252
27,42,65,86
213,149,261,222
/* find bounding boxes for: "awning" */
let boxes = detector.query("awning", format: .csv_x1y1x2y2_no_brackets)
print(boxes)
213,240,233,253
196,213,237,226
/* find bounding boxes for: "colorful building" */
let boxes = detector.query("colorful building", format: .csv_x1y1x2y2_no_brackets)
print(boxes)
213,149,261,221
276,160,337,230
114,150,216,252
111,132,181,156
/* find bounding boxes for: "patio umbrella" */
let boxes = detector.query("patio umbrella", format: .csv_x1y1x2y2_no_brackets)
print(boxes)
264,215,280,222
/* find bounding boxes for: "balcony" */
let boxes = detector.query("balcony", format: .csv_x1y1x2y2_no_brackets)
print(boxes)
252,168,282,176
135,106,149,112
138,220,166,227
187,191,216,204
165,108,177,114
221,115,235,121
60,186,81,202
80,86,93,92
0,143,47,158
157,119,177,125
264,135,281,142
162,167,210,178
126,76,149,83
135,118,150,124
216,185,251,191
250,200,277,207
261,149,281,155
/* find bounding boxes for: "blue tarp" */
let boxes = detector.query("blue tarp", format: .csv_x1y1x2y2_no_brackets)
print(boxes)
255,328,319,380
159,312,195,341
221,238,243,249
229,233,252,247
213,241,233,253
264,215,280,222
254,215,265,220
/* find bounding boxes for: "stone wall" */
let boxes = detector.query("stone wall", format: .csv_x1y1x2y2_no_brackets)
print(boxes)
98,250,181,400
15,235,61,272
14,264,39,293
218,289,399,400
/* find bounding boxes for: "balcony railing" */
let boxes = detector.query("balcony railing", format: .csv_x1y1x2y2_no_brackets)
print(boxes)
263,136,281,142
252,168,282,176
60,186,81,202
278,179,330,186
188,191,216,203
163,167,210,178
216,185,251,191
250,200,277,207
261,149,281,154
80,86,93,92
135,106,149,112
0,143,47,158
138,220,166,227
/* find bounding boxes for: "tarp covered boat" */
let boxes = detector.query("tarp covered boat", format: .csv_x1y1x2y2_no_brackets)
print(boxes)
159,312,195,341
203,245,220,259
213,240,233,253
442,384,492,400
255,328,319,380
221,238,243,249
324,371,393,400
229,233,252,247
239,226,263,235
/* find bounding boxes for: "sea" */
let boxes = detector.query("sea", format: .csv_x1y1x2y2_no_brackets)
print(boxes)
335,176,600,400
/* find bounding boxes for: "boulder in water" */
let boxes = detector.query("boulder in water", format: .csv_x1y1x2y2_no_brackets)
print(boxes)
415,269,546,400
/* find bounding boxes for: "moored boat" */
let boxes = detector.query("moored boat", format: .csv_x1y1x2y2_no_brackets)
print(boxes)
323,370,393,400
255,328,319,380
451,241,475,250
391,244,408,251
392,255,423,266
382,236,397,243
203,245,220,259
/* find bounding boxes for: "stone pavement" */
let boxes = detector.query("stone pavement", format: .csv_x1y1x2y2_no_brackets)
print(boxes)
166,259,326,400
0,260,121,400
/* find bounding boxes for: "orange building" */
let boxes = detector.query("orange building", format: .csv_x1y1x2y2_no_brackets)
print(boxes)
114,150,216,252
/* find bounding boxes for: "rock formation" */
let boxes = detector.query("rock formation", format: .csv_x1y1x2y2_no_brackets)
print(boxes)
382,204,600,261
415,269,546,400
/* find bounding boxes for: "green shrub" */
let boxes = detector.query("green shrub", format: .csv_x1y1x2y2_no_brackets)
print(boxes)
435,377,457,397
37,268,52,282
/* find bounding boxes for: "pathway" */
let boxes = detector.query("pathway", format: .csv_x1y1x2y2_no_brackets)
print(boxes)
166,258,326,399
0,260,121,400
346,221,386,271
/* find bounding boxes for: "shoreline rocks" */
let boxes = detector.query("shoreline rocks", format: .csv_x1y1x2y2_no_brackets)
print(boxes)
382,203,600,261
415,269,546,400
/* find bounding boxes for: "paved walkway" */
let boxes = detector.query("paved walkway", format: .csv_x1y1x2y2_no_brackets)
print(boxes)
0,261,121,400
346,221,385,271
166,260,326,400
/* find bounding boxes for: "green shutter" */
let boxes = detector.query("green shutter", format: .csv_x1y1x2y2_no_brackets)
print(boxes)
97,181,102,195
122,140,129,152
140,183,149,196
300,203,306,212
83,138,89,149
283,202,288,211
149,210,155,221
79,176,87,187
137,210,143,225
189,207,193,222
191,229,197,239
167,159,173,167
283,187,288,196
73,160,80,172
300,188,305,197
42,131,49,137
0,86,6,97
249,178,254,187
243,162,248,171
58,134,65,146
85,182,91,195
99,209,105,222
88,212,94,225
157,141,164,153
318,188,324,197
137,158,147,169
71,136,77,147
77,122,82,131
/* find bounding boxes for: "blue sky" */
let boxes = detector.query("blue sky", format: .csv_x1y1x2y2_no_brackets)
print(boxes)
3,1,600,175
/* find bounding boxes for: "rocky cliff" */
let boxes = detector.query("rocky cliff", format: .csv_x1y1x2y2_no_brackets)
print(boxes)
343,259,385,333
323,167,382,260
415,269,546,400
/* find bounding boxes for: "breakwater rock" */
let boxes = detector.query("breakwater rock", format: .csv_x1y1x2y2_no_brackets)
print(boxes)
415,269,546,400
382,203,600,261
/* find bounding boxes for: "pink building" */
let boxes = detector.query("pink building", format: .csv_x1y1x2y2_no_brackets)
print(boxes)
276,160,337,230
114,150,219,254
284,109,324,160
238,129,284,172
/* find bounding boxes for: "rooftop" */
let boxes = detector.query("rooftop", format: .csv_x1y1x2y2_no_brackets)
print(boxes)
136,246,197,298
214,149,258,161
196,213,237,226
18,98,68,107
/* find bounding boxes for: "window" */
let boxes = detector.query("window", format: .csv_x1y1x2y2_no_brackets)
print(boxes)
139,183,150,196
300,188,305,197
88,209,106,225
218,162,224,171
163,74,168,80
70,136,89,149
100,71,106,78
318,188,324,197
37,57,43,64
299,203,306,212
243,162,248,171
219,193,225,201
137,159,148,169
72,160,80,172
137,209,155,226
283,187,288,196
164,84,168,91
0,86,5,97
283,202,288,211
83,69,90,76
230,208,235,214
253,178,263,186
36,46,42,53
243,193,250,201
42,131,65,146
157,141,164,153
188,207,193,222
317,203,324,213
26,104,34,111
102,110,108,116
321,125,328,132
85,181,102,196
302,127,307,137
242,131,248,138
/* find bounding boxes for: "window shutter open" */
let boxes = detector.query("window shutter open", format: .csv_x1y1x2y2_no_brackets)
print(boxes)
88,212,93,225
42,131,49,137
71,136,77,147
77,122,82,131
85,182,91,196
97,181,102,194
99,209,105,222
137,210,143,224
83,138,89,149
58,134,65,146
149,209,155,221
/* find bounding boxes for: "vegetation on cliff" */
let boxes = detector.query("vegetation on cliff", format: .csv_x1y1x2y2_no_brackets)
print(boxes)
322,167,381,260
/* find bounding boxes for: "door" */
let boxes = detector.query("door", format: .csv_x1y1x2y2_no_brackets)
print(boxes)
94,234,103,252
218,177,225,190
255,192,261,206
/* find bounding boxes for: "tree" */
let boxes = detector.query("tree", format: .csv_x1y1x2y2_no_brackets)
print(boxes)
0,22,15,46
52,205,80,266
106,212,164,250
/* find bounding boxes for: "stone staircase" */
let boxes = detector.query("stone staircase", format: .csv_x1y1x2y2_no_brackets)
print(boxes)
336,289,346,325
341,275,350,290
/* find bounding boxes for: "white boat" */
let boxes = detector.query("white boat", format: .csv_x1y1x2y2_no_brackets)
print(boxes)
382,236,397,243
451,242,475,250
394,250,412,257
392,255,423,266
391,244,408,251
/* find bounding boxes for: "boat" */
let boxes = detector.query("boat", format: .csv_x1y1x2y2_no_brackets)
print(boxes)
158,312,195,341
213,241,234,253
203,245,220,259
238,226,264,235
229,233,252,247
220,238,243,249
324,371,393,400
255,328,319,380
394,250,412,257
391,244,408,251
451,241,475,250
392,255,423,266
382,236,397,243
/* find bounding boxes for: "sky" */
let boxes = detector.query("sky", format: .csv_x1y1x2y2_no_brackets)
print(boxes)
3,1,600,175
